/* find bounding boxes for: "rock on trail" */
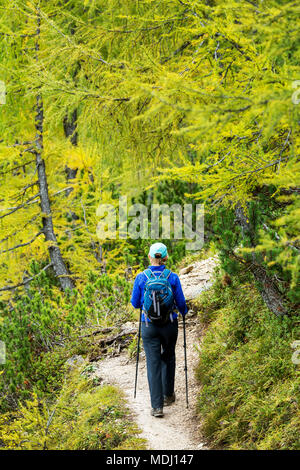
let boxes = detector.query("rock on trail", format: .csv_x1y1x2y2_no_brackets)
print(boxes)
179,256,219,301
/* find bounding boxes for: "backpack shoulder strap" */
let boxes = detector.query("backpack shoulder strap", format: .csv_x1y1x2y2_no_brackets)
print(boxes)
159,268,171,280
143,268,155,280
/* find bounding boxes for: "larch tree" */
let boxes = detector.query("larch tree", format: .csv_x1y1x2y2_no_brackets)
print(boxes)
0,0,298,313
0,1,78,295
72,0,298,314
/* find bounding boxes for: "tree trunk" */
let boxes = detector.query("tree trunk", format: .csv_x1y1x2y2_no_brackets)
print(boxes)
235,203,287,316
63,26,79,199
35,8,74,292
63,107,79,209
63,108,79,200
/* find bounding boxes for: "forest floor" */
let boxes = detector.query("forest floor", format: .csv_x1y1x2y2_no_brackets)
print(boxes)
94,257,218,450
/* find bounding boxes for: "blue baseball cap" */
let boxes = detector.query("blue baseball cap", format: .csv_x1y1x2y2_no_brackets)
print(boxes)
149,242,168,258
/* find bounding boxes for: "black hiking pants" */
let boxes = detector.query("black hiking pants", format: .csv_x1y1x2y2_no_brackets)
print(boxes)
141,318,178,409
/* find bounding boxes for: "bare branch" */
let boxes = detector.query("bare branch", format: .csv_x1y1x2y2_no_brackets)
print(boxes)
0,231,43,254
277,129,291,172
0,263,52,292
0,160,35,176
228,156,291,182
0,213,40,244
161,34,204,65
0,193,40,219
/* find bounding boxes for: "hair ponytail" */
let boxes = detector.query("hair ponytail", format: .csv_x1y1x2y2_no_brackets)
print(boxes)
154,253,167,266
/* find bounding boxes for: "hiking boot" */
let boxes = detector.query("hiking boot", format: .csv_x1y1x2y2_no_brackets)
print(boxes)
164,392,176,406
151,407,164,418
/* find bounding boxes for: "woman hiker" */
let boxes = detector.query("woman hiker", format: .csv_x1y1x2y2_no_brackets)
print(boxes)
130,242,188,418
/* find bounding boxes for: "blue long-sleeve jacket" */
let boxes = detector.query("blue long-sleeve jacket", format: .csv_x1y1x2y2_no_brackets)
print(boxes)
130,264,188,322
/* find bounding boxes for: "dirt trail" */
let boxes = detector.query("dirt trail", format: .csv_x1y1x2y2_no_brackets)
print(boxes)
96,318,205,450
94,257,217,450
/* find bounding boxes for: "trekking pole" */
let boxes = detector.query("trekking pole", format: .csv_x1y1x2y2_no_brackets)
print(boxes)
134,307,142,399
183,314,189,408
